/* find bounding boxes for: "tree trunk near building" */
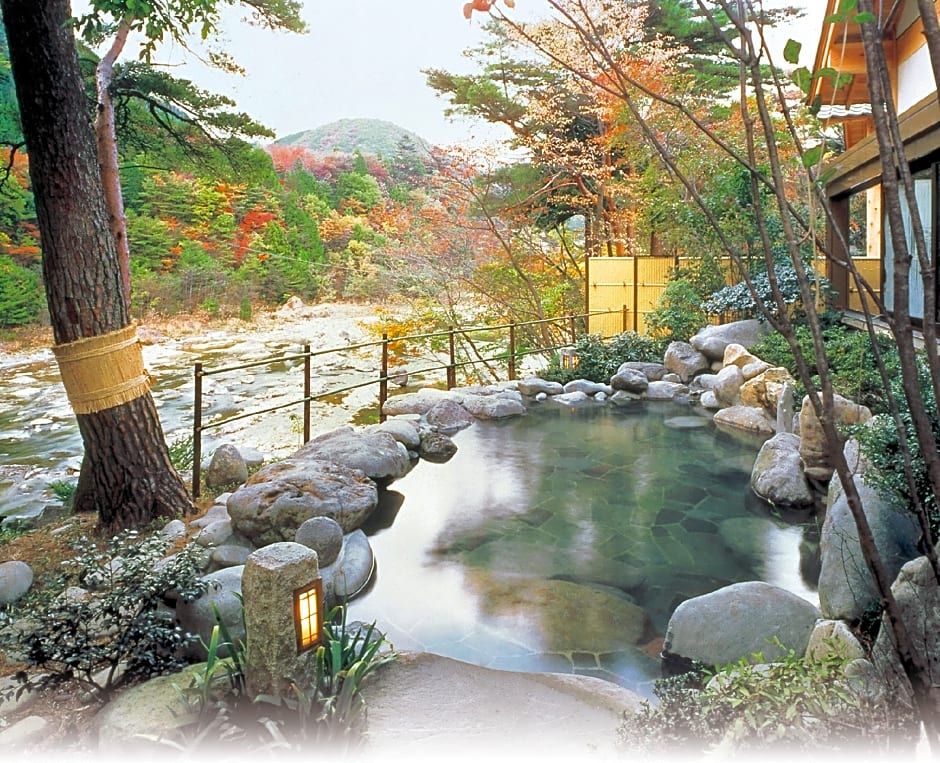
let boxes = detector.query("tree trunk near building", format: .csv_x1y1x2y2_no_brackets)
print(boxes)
1,0,194,534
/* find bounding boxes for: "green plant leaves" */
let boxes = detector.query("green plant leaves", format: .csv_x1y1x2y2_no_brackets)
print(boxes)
792,66,812,94
826,0,876,26
783,39,802,66
801,145,824,168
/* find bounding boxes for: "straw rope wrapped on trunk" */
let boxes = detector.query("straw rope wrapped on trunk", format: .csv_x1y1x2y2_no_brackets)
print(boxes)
51,324,152,414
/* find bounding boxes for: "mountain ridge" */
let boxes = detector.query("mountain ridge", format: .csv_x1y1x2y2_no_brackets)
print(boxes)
275,118,432,159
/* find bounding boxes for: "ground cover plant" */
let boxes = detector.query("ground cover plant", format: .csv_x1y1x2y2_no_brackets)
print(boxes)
161,601,395,754
617,647,916,759
0,530,207,701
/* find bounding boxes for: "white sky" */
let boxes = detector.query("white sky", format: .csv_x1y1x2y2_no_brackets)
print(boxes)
72,1,828,149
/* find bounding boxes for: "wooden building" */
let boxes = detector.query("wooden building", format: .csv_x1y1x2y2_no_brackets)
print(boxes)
811,1,940,321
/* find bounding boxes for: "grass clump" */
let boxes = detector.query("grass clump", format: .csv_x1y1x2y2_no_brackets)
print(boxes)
166,602,395,754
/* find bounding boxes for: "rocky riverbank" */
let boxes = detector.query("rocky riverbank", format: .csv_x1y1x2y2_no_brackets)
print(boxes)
0,299,400,527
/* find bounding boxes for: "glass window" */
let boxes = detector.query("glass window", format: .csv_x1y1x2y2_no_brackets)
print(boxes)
884,168,934,321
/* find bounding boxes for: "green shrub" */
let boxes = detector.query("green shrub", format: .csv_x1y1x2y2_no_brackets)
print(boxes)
749,324,898,414
200,296,220,317
619,648,912,757
0,255,43,328
0,530,207,700
542,331,665,384
48,479,77,506
855,354,940,542
702,263,832,321
645,278,707,342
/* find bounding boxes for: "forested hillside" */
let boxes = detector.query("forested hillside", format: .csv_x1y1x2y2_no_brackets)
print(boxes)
0,23,442,328
277,118,432,160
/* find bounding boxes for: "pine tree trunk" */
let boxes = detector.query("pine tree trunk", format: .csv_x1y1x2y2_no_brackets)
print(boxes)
1,0,194,534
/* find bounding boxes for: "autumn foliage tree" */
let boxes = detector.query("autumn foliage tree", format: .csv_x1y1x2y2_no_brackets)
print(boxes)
75,0,306,308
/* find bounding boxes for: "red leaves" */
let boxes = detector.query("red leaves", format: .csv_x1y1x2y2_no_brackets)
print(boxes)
463,0,495,19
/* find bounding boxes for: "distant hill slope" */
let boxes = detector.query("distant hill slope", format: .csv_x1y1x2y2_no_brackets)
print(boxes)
276,118,432,158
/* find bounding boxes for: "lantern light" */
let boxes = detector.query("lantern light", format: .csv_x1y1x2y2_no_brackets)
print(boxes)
559,346,579,370
293,578,323,653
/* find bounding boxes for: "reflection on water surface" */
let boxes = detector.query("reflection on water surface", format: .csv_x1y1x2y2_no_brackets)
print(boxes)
348,400,820,699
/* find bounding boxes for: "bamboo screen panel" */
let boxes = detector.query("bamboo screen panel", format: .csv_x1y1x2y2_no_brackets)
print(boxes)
588,256,752,337
847,258,882,312
587,256,705,337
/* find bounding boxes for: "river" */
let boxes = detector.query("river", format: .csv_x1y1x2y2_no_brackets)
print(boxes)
0,301,390,525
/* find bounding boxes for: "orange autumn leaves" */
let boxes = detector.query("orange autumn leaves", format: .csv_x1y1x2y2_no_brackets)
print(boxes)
462,0,514,20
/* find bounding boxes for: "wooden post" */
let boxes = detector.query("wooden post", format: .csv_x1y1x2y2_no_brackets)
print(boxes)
632,255,639,332
302,343,311,443
584,252,590,333
192,362,203,500
828,195,851,311
447,327,456,388
380,332,389,422
508,323,516,380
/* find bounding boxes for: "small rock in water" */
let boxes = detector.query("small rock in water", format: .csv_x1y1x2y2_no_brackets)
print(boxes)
664,416,709,429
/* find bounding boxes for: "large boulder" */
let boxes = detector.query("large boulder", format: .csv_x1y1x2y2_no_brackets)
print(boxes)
713,364,744,408
96,666,205,752
610,366,649,394
375,418,421,450
644,381,688,401
750,432,815,509
425,399,476,433
739,367,794,419
619,361,666,381
382,387,454,417
203,443,249,489
418,431,458,463
818,473,920,622
798,394,872,482
227,458,378,545
517,377,564,396
563,379,610,396
663,581,820,669
722,343,771,379
0,560,33,605
871,556,940,709
551,390,593,407
690,320,772,362
663,341,710,383
295,426,413,484
460,390,526,419
713,405,775,438
175,565,245,660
